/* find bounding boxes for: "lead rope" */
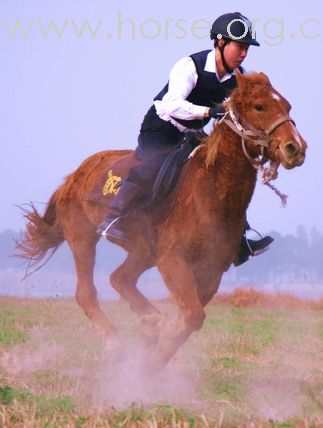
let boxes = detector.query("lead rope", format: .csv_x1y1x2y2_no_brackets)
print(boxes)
259,165,288,207
241,138,288,207
227,109,289,207
264,182,288,207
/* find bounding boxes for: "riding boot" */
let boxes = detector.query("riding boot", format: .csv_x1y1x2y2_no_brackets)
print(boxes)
97,181,143,242
233,227,274,267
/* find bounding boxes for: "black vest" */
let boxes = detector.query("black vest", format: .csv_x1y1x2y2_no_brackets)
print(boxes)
154,50,244,129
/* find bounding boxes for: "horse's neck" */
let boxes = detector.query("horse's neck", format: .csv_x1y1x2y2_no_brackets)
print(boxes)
192,131,258,212
219,135,257,197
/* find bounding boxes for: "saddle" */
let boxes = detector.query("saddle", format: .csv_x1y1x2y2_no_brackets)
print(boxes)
151,131,204,206
86,131,205,225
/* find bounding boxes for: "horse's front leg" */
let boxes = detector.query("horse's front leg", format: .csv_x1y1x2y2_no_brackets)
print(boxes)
151,254,206,371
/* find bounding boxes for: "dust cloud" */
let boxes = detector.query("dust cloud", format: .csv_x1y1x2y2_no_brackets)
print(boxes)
91,344,200,410
1,326,200,411
1,327,63,376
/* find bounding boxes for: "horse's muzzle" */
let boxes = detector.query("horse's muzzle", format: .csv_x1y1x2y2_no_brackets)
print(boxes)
279,138,307,169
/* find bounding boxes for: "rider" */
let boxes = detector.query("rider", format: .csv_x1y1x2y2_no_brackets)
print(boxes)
98,11,273,266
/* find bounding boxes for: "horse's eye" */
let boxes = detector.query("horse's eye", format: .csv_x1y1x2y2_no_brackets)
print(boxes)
254,104,264,111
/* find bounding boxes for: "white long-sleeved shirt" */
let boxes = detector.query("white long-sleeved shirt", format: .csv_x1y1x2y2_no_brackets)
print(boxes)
154,49,236,131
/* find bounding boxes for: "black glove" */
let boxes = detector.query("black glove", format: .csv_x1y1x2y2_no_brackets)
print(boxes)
208,104,225,119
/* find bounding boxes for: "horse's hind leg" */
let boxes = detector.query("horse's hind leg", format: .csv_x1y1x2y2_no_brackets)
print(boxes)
110,253,157,315
110,253,162,344
67,233,119,344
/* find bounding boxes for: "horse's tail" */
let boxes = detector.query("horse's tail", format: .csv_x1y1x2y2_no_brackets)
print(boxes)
15,187,65,277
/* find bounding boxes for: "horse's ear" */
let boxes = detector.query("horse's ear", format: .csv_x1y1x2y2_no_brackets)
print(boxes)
235,70,247,90
259,72,271,84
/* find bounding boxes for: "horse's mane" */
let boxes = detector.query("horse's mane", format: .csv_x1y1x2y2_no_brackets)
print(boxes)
205,123,224,168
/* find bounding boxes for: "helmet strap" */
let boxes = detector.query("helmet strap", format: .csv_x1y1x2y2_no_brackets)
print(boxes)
219,40,234,74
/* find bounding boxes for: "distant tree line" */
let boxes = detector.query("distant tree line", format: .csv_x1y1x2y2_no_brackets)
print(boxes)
1,226,323,283
227,225,323,283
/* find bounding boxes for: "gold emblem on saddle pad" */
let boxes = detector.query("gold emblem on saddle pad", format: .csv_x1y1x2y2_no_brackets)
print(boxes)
102,170,122,195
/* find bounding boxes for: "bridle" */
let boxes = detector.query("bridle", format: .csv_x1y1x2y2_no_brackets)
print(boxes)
219,109,296,206
223,109,295,167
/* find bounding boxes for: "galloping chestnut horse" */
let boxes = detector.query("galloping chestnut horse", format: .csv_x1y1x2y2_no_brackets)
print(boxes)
17,72,307,370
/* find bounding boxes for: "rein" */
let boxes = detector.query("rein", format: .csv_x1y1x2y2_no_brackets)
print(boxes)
219,109,295,206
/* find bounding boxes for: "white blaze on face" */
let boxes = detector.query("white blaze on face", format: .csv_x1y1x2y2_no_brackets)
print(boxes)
272,92,281,102
292,127,302,147
269,91,303,150
286,119,302,149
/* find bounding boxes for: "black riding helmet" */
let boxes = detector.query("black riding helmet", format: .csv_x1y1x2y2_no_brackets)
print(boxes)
210,12,260,74
210,12,260,46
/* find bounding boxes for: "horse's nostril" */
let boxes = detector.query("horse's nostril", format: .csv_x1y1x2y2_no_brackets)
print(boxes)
285,142,299,156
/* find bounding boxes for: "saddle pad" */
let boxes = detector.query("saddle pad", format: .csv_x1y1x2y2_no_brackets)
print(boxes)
84,153,135,205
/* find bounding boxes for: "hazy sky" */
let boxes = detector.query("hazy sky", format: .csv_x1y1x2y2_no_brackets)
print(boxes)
1,0,322,236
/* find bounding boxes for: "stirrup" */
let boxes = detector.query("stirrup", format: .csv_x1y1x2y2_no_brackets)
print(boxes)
246,226,263,239
101,217,121,238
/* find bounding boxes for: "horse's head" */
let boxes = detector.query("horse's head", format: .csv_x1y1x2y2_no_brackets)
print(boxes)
226,72,307,170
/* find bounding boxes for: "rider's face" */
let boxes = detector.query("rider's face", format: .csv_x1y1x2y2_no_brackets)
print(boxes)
221,41,249,69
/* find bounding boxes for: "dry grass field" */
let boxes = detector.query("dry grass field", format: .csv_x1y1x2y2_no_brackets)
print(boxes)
0,288,322,427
